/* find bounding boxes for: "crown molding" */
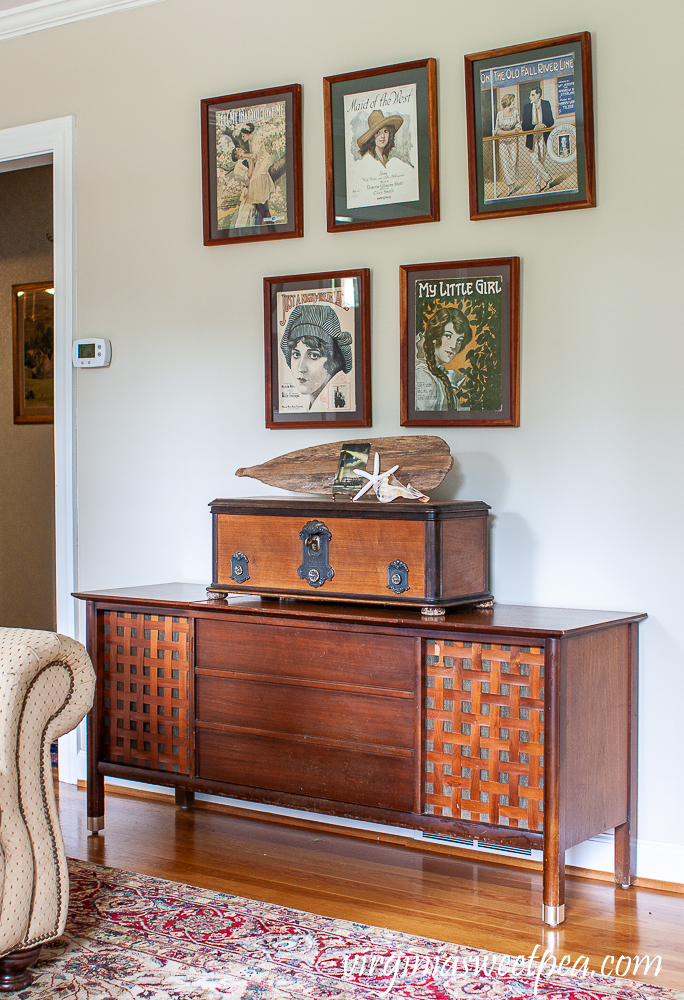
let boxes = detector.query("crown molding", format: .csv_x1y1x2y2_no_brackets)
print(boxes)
0,0,165,40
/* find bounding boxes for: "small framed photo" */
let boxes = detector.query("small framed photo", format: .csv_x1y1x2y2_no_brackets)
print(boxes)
264,269,371,429
400,257,520,427
323,59,439,233
201,84,303,245
12,281,54,425
464,33,595,220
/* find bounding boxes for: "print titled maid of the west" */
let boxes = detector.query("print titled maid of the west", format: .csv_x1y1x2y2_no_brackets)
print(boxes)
414,277,503,413
344,84,419,210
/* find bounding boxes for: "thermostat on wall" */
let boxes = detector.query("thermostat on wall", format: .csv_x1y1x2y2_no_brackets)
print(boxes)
72,338,111,368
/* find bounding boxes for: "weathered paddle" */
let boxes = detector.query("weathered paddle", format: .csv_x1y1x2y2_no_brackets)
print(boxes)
235,436,453,495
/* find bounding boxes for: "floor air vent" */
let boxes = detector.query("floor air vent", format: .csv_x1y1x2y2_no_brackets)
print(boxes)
421,832,534,858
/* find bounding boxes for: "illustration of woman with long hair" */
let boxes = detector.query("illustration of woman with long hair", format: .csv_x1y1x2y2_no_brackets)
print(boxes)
415,306,472,411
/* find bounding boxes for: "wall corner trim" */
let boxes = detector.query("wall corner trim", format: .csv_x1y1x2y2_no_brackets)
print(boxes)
0,0,165,41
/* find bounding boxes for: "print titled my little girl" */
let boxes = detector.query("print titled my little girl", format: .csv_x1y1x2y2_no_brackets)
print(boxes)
414,277,503,414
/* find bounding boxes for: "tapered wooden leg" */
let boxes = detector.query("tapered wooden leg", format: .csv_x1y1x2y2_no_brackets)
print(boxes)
542,844,565,925
542,638,565,925
615,622,639,888
86,601,105,834
87,710,105,833
614,821,635,887
0,945,42,991
175,787,195,809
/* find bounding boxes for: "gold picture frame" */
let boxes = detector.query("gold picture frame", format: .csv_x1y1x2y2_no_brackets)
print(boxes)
12,281,54,425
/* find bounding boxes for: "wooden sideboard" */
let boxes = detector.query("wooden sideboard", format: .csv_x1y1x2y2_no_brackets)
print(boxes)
74,582,645,926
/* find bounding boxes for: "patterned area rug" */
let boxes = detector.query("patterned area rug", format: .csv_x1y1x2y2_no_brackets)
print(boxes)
23,859,681,999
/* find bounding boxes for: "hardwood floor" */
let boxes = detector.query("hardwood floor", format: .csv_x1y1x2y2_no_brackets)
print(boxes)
57,782,683,991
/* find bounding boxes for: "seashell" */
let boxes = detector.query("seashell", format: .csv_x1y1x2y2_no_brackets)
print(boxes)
375,474,430,504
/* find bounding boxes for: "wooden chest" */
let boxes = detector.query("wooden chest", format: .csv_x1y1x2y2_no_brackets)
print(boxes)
210,497,492,609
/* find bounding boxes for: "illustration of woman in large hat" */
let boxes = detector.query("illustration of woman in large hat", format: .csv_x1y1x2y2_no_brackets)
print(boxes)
356,109,405,168
345,102,418,210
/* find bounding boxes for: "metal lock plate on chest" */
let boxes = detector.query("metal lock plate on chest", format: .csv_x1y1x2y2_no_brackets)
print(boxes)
387,559,409,594
297,520,334,588
230,552,250,584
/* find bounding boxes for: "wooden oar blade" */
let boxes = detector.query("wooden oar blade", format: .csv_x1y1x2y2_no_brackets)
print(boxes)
235,436,452,494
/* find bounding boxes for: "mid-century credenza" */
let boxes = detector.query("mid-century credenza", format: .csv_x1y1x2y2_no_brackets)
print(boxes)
75,582,644,926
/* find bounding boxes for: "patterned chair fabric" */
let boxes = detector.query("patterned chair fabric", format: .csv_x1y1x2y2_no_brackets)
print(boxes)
0,629,95,956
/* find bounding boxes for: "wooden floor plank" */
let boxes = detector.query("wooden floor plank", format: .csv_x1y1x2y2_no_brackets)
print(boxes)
57,783,683,990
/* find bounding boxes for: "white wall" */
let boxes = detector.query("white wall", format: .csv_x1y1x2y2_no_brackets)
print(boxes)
0,0,681,877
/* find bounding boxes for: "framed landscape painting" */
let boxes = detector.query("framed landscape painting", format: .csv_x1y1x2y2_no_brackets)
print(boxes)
323,59,439,233
464,33,595,220
400,258,520,427
12,281,54,425
201,84,303,245
264,269,371,430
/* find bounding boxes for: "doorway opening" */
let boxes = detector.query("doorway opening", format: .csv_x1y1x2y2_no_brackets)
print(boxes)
0,156,55,632
0,117,80,782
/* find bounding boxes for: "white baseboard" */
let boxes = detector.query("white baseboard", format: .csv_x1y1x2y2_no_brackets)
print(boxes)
635,838,684,885
566,832,684,885
101,778,684,886
57,717,87,783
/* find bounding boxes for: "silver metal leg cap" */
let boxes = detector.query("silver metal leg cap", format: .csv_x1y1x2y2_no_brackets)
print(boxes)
87,815,105,832
542,903,565,926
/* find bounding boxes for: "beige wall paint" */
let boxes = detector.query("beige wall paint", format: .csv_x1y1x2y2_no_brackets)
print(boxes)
0,0,681,862
0,164,55,630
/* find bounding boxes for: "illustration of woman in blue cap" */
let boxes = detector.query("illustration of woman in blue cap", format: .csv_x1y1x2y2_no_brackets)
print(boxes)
280,303,353,410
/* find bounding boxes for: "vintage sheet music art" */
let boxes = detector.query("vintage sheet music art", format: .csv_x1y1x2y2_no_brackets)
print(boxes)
202,85,302,245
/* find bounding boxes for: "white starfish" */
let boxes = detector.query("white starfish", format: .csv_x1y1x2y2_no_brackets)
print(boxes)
352,452,399,501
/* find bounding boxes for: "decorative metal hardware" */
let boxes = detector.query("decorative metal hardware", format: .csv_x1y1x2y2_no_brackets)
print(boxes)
298,520,334,589
387,559,410,595
230,552,250,584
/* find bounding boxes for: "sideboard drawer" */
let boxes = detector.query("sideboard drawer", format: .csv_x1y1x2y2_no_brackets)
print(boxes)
197,729,415,811
195,618,416,690
196,674,414,747
195,616,417,811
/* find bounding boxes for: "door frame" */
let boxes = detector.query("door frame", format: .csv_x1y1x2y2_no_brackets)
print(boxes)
0,117,83,780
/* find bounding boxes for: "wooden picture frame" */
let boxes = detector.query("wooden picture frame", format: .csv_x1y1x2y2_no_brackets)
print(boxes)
323,59,439,233
264,269,371,429
464,33,595,220
201,84,303,245
400,257,520,427
12,281,54,425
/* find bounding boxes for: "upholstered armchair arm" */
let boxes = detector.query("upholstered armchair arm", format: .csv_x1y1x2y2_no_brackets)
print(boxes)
0,629,95,958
